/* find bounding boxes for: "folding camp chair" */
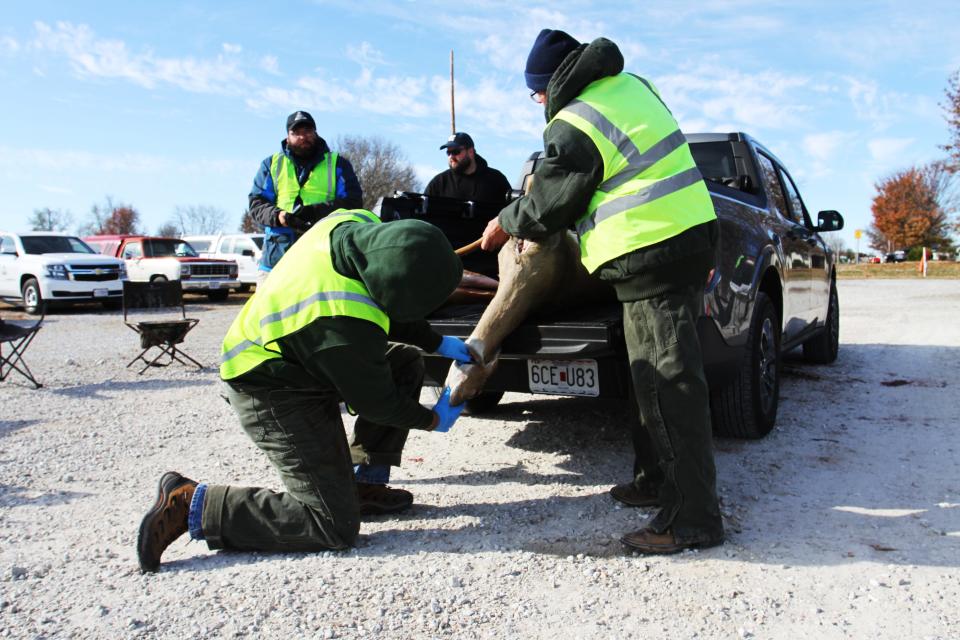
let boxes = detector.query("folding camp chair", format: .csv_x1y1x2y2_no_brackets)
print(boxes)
122,280,202,374
0,312,44,388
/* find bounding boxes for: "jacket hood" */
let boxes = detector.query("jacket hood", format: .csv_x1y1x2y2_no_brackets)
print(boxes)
545,37,624,121
333,220,463,322
473,154,490,171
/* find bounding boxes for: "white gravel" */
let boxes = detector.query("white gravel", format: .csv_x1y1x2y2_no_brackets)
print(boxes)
1,279,958,639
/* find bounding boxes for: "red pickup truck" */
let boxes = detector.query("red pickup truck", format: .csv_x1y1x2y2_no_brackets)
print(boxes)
85,235,240,301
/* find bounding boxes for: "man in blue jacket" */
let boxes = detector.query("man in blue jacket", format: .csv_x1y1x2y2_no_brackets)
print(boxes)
248,111,363,284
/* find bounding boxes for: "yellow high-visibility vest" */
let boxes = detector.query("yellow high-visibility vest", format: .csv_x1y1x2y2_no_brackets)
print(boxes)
551,73,716,273
220,209,389,380
270,151,338,211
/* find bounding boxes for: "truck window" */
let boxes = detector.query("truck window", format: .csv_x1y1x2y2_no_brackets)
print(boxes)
0,235,15,254
689,141,739,188
189,239,211,252
146,239,198,258
251,236,264,250
222,238,236,254
777,167,809,226
756,153,789,221
123,242,143,259
21,235,96,254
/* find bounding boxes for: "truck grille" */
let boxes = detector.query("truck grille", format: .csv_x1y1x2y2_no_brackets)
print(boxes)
69,264,123,281
190,264,232,277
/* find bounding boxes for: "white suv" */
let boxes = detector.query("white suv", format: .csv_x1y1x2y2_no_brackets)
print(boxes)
183,233,263,291
0,232,127,315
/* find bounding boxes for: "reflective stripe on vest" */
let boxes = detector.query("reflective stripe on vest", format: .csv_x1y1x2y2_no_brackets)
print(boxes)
550,73,716,273
220,209,388,380
270,151,338,212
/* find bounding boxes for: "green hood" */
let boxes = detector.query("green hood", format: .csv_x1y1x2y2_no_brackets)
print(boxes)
545,37,624,121
332,219,462,322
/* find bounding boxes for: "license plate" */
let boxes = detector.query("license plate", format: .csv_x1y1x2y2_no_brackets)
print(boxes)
527,358,599,397
93,288,108,298
207,282,221,289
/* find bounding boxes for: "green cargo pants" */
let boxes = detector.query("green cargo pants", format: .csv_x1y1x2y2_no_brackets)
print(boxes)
201,343,425,552
623,284,724,545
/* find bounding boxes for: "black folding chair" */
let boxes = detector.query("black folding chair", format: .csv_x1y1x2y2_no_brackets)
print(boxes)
122,280,202,374
0,312,44,388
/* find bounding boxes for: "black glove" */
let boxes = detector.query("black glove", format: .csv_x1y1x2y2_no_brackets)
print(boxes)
284,210,312,231
296,203,331,224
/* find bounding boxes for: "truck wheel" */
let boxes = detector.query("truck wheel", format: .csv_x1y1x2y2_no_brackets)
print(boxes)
710,292,780,439
207,290,229,302
22,278,45,316
803,281,839,364
102,299,122,311
464,391,504,415
150,275,168,282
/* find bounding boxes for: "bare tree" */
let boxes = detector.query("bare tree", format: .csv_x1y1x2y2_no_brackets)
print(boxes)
943,69,960,174
80,197,140,235
825,233,846,258
156,222,180,237
336,135,419,209
168,205,228,236
29,207,73,231
239,210,259,233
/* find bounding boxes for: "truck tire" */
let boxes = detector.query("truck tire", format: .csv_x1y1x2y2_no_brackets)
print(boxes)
207,290,229,302
464,391,504,415
802,280,839,364
710,292,780,439
21,278,45,316
150,275,168,282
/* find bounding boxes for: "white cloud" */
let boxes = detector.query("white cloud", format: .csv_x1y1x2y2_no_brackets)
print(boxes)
346,41,386,68
260,55,280,75
1,35,19,53
867,137,914,164
222,43,242,54
802,131,856,178
0,145,247,175
30,21,250,95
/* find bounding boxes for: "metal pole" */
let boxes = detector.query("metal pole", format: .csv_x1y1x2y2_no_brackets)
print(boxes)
450,50,456,134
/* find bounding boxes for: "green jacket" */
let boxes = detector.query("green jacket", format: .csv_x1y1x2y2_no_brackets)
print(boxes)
499,38,717,301
233,220,462,430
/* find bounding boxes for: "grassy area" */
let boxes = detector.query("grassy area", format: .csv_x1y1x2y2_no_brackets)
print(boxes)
838,261,960,279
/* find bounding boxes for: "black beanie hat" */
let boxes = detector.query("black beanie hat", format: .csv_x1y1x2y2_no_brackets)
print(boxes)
524,29,580,92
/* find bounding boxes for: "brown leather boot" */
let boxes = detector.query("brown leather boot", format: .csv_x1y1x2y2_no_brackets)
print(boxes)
620,526,723,555
357,483,413,515
137,472,197,573
609,481,659,508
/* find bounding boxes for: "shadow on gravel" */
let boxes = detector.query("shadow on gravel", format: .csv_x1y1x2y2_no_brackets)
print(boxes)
50,377,217,399
0,419,43,439
0,484,91,508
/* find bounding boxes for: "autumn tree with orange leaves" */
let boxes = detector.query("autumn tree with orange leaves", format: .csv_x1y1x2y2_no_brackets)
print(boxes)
867,162,954,253
80,196,141,235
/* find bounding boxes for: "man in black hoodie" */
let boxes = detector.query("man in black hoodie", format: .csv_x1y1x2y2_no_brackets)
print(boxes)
482,30,723,555
425,132,512,276
136,212,472,572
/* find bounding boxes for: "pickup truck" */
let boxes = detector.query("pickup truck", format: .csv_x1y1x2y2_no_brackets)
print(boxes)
84,235,240,301
377,132,844,439
0,231,127,314
182,233,264,292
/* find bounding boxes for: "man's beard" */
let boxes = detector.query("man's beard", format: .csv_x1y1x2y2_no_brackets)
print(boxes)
452,156,474,175
290,139,318,160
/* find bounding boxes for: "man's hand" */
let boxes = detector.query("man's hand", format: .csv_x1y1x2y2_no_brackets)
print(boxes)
431,387,465,433
435,336,474,364
480,218,510,252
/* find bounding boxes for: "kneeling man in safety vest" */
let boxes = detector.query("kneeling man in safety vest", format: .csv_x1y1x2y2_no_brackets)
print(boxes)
482,30,723,555
137,210,472,572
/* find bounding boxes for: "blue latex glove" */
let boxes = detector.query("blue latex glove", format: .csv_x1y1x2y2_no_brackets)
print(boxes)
435,335,474,364
432,387,465,433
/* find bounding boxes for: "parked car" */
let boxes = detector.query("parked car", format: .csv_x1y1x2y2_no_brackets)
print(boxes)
0,231,126,314
84,235,239,301
885,250,907,263
182,233,263,292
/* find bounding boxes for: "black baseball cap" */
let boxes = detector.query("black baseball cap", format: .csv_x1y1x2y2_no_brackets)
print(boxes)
286,111,316,131
439,132,474,150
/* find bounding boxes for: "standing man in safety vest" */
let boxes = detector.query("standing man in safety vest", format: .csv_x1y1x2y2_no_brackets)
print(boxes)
481,30,723,555
136,210,473,572
248,110,363,284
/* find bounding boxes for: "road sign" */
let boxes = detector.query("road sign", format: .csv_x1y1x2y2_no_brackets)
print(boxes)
854,229,862,239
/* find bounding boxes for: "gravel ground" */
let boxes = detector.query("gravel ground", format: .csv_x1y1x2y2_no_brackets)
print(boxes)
1,280,958,639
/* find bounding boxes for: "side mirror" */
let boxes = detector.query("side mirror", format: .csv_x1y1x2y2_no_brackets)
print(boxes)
241,249,255,257
816,210,844,232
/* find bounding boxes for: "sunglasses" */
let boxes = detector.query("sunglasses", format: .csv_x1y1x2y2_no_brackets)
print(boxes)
446,147,466,156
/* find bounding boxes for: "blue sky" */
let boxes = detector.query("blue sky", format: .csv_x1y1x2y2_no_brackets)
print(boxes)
1,1,958,252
